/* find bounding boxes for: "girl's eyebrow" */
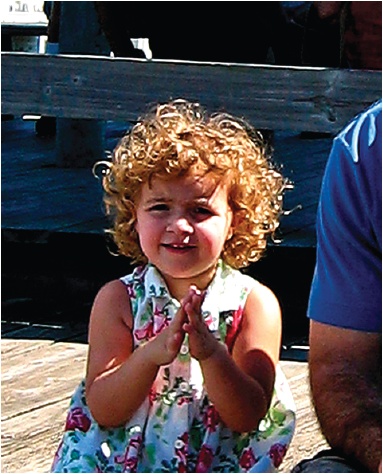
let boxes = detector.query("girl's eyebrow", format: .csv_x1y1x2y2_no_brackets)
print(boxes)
144,196,172,205
194,196,210,204
145,196,210,205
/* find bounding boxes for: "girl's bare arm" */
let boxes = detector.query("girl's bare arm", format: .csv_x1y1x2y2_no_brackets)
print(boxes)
185,284,281,432
85,280,185,427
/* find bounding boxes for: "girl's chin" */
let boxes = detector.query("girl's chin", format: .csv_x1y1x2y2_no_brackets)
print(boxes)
158,263,216,285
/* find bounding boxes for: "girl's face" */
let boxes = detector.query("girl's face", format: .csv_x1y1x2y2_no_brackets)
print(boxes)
135,174,233,299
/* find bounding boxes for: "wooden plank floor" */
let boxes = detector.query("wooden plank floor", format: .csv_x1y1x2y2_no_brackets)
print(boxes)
1,320,328,474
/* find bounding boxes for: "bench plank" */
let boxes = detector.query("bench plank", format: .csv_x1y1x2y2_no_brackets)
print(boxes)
2,52,381,133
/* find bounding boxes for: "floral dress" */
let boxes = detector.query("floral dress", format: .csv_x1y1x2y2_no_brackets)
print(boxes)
51,261,296,473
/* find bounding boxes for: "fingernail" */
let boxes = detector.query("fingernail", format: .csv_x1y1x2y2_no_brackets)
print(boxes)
190,285,201,296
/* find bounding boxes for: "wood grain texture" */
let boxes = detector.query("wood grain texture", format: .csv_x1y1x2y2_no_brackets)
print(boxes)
2,53,381,133
1,325,327,473
279,361,329,472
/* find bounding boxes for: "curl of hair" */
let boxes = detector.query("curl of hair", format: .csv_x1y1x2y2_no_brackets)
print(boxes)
99,99,288,269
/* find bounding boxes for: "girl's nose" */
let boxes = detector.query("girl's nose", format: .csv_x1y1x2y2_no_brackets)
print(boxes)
167,216,193,234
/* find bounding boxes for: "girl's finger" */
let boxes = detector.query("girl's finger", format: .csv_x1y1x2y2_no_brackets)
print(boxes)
171,306,187,332
184,299,203,328
167,330,184,354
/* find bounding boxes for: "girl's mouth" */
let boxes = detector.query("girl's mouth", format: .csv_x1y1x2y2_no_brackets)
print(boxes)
162,243,196,251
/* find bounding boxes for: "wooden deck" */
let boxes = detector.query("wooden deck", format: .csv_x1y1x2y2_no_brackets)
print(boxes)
1,320,328,473
1,117,333,472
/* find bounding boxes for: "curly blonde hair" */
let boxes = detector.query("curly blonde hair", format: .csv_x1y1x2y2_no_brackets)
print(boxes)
98,99,288,269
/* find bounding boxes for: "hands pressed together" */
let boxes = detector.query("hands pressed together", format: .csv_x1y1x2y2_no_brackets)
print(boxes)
147,286,219,366
86,278,273,431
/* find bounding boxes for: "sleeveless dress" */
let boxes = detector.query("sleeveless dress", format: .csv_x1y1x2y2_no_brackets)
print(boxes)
51,261,296,473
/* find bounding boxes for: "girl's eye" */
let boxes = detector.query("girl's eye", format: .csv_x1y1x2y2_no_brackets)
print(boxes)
193,207,213,216
148,204,169,212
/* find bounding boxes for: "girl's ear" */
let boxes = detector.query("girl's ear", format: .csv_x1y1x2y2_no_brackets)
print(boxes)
134,219,140,236
226,205,234,241
226,226,234,241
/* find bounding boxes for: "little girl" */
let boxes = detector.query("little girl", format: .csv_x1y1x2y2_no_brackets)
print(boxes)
51,99,295,473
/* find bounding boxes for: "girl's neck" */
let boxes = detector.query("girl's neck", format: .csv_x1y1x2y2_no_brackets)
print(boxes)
153,262,219,302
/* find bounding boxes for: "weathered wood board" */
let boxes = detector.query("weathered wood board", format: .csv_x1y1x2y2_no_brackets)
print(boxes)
2,52,381,133
279,361,329,471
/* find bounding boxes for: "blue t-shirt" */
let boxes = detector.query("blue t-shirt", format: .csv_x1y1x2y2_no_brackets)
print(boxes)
308,100,382,332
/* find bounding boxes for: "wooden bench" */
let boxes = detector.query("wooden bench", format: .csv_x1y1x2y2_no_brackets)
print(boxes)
1,52,381,167
2,52,381,127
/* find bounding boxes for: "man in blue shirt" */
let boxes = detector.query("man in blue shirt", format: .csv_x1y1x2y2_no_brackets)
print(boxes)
293,100,382,473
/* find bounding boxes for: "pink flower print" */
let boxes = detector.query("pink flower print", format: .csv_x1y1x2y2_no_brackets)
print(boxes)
149,386,157,406
115,434,142,472
174,432,188,472
122,455,138,472
125,283,136,299
269,443,287,468
51,439,64,470
65,407,91,432
239,447,257,470
195,444,214,473
153,305,169,334
134,310,169,341
128,434,142,451
178,462,187,473
224,307,244,353
203,312,214,328
177,396,189,406
134,321,154,341
203,405,220,433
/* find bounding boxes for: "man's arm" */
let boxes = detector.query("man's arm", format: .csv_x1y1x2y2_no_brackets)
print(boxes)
309,320,382,472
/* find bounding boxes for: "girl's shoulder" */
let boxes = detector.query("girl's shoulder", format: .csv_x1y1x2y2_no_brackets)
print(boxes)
95,278,131,302
89,278,134,332
245,279,280,317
